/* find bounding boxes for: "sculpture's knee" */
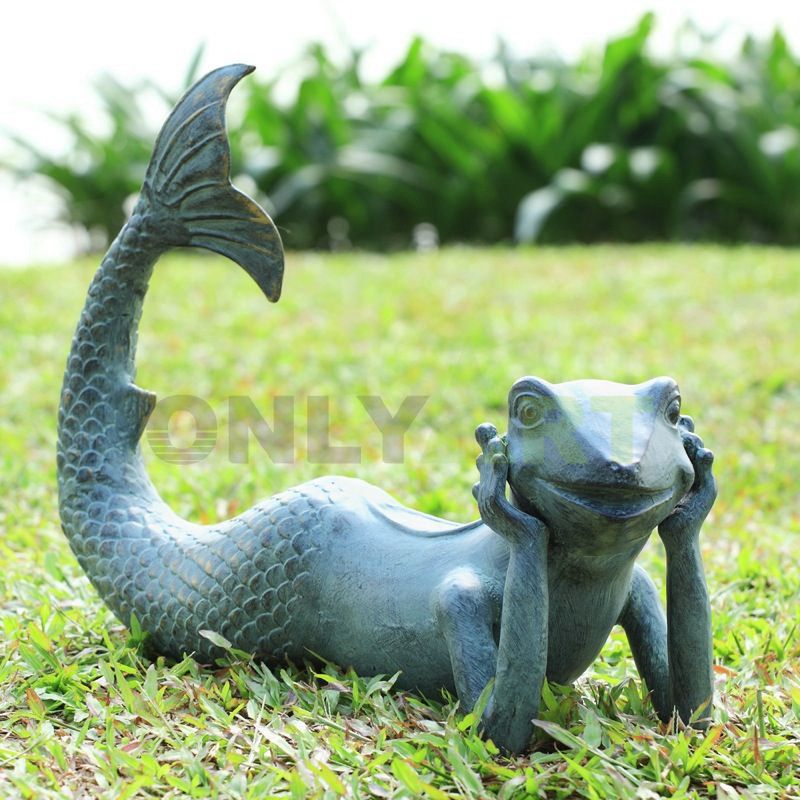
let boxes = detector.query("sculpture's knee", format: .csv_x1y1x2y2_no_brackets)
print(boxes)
435,568,493,629
435,568,498,711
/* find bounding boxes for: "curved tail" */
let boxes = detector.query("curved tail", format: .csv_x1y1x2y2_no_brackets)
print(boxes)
58,64,283,472
141,63,284,300
57,66,285,651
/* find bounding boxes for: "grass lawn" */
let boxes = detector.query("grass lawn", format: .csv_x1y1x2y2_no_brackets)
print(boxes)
0,245,798,798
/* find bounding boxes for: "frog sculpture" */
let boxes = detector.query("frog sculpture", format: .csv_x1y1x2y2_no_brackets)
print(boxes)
57,64,716,754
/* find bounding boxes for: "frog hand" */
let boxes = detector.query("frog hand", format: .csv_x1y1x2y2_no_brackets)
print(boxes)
472,423,545,545
658,416,717,549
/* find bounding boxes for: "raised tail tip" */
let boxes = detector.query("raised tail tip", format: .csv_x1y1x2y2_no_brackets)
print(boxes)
143,62,284,303
214,63,256,80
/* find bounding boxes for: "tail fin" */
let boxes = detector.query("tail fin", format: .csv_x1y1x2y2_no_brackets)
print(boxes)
142,64,284,302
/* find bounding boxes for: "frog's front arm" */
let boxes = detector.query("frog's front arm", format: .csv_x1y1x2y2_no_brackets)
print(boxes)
433,422,547,754
659,418,716,725
620,416,716,727
472,423,549,753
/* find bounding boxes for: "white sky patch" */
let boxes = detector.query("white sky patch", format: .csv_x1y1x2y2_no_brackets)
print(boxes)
1,0,798,265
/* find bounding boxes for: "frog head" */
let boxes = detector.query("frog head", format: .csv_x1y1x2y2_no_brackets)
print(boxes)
505,376,695,547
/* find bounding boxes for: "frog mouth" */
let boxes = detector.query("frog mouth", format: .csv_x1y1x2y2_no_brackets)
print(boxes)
537,479,675,520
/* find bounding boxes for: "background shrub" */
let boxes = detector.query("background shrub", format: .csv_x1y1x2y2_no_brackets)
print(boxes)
5,15,800,251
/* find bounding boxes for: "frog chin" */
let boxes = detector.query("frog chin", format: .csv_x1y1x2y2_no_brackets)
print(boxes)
520,477,681,537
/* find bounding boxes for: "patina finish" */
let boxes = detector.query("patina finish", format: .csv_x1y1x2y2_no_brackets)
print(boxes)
57,65,716,754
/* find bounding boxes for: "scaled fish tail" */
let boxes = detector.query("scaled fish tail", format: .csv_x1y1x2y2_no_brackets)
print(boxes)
57,65,284,625
58,63,283,471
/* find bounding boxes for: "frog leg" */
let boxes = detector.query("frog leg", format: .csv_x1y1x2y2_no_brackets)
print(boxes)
435,569,498,711
618,564,671,721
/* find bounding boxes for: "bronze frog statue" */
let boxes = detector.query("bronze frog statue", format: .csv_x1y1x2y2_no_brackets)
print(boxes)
57,64,716,754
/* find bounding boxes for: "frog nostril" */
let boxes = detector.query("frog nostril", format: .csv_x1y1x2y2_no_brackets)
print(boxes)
608,461,641,484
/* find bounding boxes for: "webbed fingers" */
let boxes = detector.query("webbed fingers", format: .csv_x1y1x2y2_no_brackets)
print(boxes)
697,447,714,469
684,434,715,494
490,451,508,480
476,452,508,521
475,426,507,500
660,439,717,542
472,426,543,539
681,430,705,458
475,423,497,449
487,435,505,457
478,454,507,505
476,441,504,466
693,447,716,495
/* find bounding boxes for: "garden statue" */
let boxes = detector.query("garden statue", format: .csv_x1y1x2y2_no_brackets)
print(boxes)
57,65,716,754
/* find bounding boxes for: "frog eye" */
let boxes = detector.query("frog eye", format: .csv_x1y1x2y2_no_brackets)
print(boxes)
513,394,547,429
665,396,681,426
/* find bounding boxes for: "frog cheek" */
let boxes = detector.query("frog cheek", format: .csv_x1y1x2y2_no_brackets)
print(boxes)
507,461,541,499
506,431,545,465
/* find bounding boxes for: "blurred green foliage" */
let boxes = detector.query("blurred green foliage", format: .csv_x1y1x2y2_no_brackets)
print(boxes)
5,15,800,250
